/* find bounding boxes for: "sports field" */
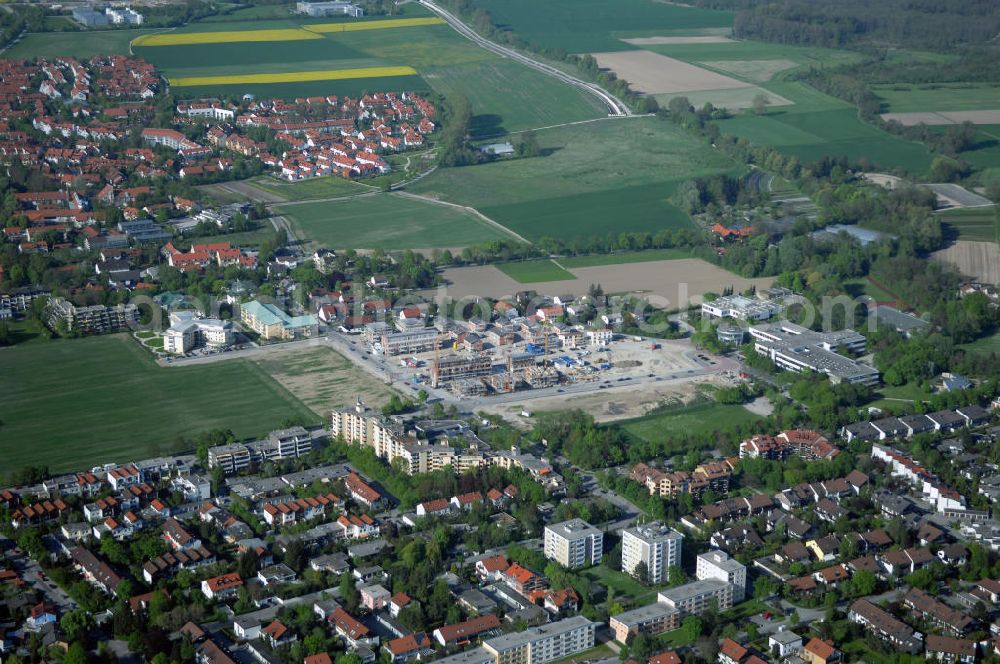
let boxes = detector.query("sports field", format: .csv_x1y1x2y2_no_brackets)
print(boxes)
0,335,322,473
472,0,733,53
497,260,575,283
278,192,514,250
134,9,602,132
409,116,738,241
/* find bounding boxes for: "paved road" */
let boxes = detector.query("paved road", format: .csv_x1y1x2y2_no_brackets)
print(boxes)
419,0,630,117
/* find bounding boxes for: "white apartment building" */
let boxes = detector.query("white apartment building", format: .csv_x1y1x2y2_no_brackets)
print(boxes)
163,311,233,354
544,519,603,569
330,398,403,458
483,616,596,664
695,550,747,603
658,578,734,614
622,522,684,585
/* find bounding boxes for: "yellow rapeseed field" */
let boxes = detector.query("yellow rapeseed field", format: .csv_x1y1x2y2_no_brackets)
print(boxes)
169,66,419,87
133,28,322,46
307,17,445,32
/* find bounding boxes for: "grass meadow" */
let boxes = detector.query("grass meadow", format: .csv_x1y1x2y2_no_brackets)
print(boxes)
472,0,733,52
557,248,694,268
408,116,737,241
873,83,1000,113
278,193,513,249
249,175,373,201
0,334,321,473
4,28,153,58
619,400,762,444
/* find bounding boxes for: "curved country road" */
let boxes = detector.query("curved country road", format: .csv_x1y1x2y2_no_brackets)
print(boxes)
418,0,631,117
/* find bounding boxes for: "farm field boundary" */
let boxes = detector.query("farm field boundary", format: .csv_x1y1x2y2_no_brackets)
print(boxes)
169,66,417,87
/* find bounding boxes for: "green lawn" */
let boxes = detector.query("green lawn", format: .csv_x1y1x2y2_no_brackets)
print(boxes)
873,83,1000,113
962,329,1000,357
279,192,513,250
4,28,154,58
249,175,373,201
558,248,693,268
938,207,998,243
583,565,658,601
497,260,575,283
619,400,762,443
409,116,737,241
0,334,321,474
473,0,733,53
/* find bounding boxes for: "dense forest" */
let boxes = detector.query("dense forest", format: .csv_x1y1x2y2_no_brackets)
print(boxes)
692,0,1000,52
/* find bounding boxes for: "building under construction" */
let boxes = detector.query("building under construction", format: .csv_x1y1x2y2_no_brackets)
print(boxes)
523,366,559,388
449,378,488,397
431,354,492,386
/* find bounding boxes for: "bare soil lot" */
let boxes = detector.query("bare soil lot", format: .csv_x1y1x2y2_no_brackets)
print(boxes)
481,374,730,423
621,35,734,45
432,258,774,306
862,173,906,189
253,346,396,416
881,110,1000,126
592,50,748,94
932,241,1000,284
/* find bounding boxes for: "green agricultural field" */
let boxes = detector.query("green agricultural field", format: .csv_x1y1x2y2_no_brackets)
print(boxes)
249,175,373,201
619,400,762,444
325,23,605,135
134,8,603,133
643,40,862,78
873,83,1000,113
473,0,733,53
0,334,321,473
497,260,575,283
278,192,515,250
557,248,693,268
409,116,738,241
938,207,998,242
4,28,153,58
716,81,934,174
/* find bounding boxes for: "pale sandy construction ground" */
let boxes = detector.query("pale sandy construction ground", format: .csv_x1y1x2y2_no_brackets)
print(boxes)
432,259,774,307
933,241,1000,285
881,110,1000,126
621,36,734,45
862,173,906,189
480,375,730,424
592,50,749,94
253,346,396,416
